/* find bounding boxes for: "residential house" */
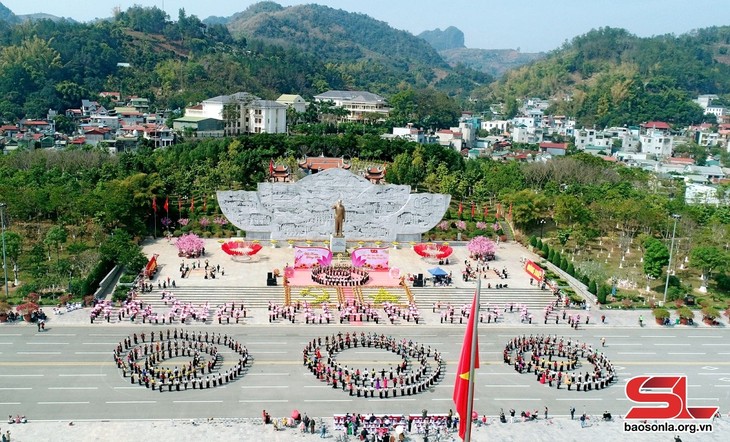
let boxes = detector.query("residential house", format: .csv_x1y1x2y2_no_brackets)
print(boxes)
313,90,390,122
640,121,674,158
172,116,225,136
19,119,54,134
387,125,427,144
276,94,307,113
539,142,567,156
512,125,544,144
435,129,464,150
481,119,510,134
81,99,106,116
128,97,150,113
83,127,113,146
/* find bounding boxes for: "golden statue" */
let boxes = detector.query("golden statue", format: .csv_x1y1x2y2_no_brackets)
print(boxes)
332,199,346,237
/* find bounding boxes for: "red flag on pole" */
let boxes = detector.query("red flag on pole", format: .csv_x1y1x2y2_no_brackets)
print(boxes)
453,292,480,440
471,202,475,218
164,197,169,214
190,197,195,212
458,201,463,216
269,159,274,176
152,197,157,212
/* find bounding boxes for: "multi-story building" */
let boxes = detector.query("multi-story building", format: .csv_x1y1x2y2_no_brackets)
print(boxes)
640,121,674,158
180,92,287,135
313,90,390,122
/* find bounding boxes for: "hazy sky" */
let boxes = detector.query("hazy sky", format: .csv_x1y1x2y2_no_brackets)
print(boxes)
3,0,729,52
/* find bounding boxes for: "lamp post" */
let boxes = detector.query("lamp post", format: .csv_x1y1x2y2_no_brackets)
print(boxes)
662,214,681,305
539,219,546,239
0,203,8,297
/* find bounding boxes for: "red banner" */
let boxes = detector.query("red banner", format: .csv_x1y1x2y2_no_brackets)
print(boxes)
524,260,544,282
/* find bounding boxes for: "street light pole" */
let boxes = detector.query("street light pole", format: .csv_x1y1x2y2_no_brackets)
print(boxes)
0,203,8,297
662,214,681,305
539,219,546,239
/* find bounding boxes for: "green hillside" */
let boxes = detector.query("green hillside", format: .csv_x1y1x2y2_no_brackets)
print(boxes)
477,27,730,127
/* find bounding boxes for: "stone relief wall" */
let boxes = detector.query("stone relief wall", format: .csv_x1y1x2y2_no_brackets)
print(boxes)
217,168,450,241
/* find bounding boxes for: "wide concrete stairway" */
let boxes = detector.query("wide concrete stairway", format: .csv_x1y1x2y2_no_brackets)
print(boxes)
410,286,557,311
136,285,286,311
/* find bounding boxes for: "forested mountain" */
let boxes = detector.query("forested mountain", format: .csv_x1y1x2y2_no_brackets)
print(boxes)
439,48,545,78
0,1,19,24
477,27,730,127
223,2,490,96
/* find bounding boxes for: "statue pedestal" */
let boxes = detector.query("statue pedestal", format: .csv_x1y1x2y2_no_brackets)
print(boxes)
330,235,347,253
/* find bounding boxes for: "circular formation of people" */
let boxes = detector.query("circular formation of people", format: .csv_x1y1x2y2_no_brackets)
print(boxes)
113,329,249,392
503,334,616,391
311,264,370,286
303,332,444,398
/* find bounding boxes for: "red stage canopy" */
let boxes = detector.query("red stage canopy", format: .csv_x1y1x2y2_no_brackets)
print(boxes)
413,243,454,259
221,241,263,257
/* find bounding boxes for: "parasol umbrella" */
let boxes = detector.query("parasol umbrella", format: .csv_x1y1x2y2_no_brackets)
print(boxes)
472,411,478,420
291,410,300,420
15,301,39,314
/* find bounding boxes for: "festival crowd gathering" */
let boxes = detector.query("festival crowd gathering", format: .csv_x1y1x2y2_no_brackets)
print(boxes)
112,329,249,392
311,264,370,286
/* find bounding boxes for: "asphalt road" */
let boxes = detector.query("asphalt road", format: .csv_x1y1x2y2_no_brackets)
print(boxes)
1,324,729,420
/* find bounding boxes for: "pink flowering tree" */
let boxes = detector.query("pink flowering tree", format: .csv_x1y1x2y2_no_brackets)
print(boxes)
175,233,205,256
467,236,496,259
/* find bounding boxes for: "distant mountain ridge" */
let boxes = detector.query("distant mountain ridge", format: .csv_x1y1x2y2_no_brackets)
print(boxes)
0,1,19,24
417,26,465,51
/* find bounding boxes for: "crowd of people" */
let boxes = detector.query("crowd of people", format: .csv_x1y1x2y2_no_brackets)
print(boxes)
303,332,443,399
113,329,249,392
503,334,616,391
311,264,370,286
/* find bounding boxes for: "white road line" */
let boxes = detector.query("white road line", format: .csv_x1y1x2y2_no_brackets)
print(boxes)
593,335,629,338
239,400,289,403
74,351,109,355
82,342,118,345
690,398,719,401
89,334,127,337
689,336,722,338
485,385,529,388
106,401,157,404
702,344,730,346
303,399,353,402
607,343,642,346
492,398,540,401
668,353,706,355
247,342,287,345
0,334,21,336
248,373,289,376
0,387,32,391
0,402,21,405
654,343,689,346
38,402,90,405
0,374,44,377
0,342,14,345
240,386,287,389
714,385,730,388
641,336,675,338
17,352,62,355
49,387,98,390
58,374,107,377
38,334,76,336
617,352,656,355
173,400,223,404
25,342,68,345
555,398,602,401
113,387,140,390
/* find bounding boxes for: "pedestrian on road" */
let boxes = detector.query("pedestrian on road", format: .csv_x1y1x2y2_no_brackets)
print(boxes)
544,407,548,420
601,337,606,347
570,407,576,420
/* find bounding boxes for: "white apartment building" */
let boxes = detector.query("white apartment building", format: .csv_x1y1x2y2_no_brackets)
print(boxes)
184,92,287,135
640,127,674,158
481,120,510,133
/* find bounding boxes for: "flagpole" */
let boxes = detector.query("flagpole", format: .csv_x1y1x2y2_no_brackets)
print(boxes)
464,275,481,442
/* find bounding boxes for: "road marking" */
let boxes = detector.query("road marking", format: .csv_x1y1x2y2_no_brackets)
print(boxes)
690,398,719,401
83,342,118,345
304,399,353,402
0,374,44,377
89,334,127,337
492,398,541,401
484,385,529,388
714,385,730,388
303,385,330,388
113,387,140,390
689,336,722,338
252,351,287,354
607,343,642,346
555,398,602,401
246,342,288,345
59,374,107,377
26,342,69,345
0,342,15,344
0,402,21,405
0,387,32,390
0,334,21,336
641,336,675,338
38,401,90,405
106,401,157,404
240,386,287,389
699,373,730,375
17,351,62,355
593,335,629,338
247,373,290,376
74,351,109,355
39,333,76,336
173,400,223,404
702,344,730,346
239,400,289,403
617,352,656,355
654,343,689,346
668,353,706,355
49,387,99,390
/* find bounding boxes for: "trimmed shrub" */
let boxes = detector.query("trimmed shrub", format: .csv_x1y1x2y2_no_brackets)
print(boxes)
588,280,597,295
